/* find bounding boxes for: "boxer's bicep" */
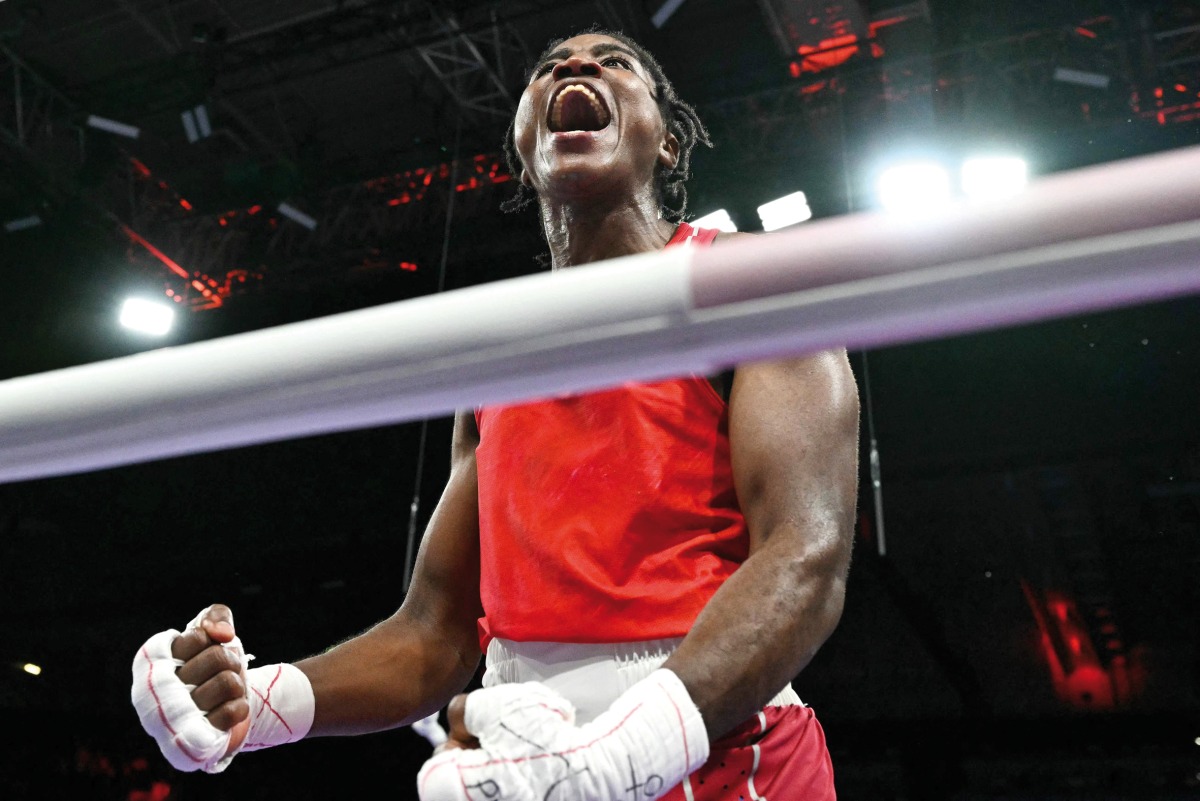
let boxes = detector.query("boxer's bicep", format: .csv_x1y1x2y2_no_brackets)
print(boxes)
730,350,860,558
402,409,485,664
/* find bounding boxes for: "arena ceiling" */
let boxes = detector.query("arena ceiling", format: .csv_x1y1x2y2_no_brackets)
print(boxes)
0,1,1198,797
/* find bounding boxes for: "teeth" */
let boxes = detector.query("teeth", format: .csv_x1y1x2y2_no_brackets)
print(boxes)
550,84,606,131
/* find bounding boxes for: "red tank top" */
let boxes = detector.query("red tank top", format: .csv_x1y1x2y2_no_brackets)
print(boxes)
474,222,745,646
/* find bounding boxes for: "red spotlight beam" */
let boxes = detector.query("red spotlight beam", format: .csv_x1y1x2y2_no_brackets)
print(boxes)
119,223,190,280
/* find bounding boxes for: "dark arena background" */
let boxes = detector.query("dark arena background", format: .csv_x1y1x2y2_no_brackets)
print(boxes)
1,0,1198,799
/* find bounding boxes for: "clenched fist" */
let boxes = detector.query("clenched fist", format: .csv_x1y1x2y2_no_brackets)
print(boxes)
169,605,251,748
131,605,314,773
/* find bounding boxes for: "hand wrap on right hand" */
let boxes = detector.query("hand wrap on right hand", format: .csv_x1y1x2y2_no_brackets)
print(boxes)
417,669,708,801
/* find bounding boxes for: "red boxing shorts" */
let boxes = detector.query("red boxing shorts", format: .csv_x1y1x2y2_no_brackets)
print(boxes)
665,706,836,801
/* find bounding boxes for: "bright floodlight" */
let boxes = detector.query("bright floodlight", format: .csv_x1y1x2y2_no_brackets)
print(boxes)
120,298,175,336
876,162,952,213
757,191,813,232
23,663,42,676
962,156,1029,201
691,209,738,233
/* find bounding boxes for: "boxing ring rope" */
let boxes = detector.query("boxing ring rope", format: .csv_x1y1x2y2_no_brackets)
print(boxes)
2,146,1200,484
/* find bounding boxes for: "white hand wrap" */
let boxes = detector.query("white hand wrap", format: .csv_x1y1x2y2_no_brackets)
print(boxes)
413,712,450,747
417,669,708,801
130,609,315,773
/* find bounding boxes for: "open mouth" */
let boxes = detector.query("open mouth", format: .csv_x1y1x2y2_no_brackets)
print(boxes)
548,83,612,133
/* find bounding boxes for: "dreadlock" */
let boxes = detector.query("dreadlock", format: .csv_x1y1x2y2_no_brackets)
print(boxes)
500,27,712,223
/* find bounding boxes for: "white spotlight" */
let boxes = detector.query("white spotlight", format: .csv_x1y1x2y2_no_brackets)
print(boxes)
277,202,318,231
194,104,212,138
691,209,738,233
757,192,813,232
1053,67,1110,90
120,298,175,336
962,156,1029,201
651,0,688,28
876,162,952,214
22,663,42,676
182,104,213,143
86,114,141,139
4,215,42,233
181,110,199,143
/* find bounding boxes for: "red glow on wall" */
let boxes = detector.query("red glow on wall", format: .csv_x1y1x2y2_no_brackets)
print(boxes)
1020,582,1127,710
1062,664,1112,707
1075,26,1097,38
1175,83,1188,93
128,779,172,801
1051,600,1069,621
130,158,151,178
248,204,263,215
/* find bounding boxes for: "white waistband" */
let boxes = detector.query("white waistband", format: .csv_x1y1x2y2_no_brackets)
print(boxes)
483,637,803,725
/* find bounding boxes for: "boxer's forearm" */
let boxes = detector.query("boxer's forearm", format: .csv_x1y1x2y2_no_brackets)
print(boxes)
297,610,480,736
664,351,859,740
662,522,849,739
299,421,484,738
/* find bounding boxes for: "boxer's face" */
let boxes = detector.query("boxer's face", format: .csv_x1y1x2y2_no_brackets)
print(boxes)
512,34,679,204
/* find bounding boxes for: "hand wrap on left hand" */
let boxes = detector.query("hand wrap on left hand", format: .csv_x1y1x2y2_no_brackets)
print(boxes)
417,668,708,801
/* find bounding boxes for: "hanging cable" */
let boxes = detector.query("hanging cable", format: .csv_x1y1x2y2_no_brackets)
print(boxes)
836,82,885,557
403,112,463,592
861,352,886,557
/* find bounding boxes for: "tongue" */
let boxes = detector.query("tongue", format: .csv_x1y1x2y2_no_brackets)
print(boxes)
557,92,609,132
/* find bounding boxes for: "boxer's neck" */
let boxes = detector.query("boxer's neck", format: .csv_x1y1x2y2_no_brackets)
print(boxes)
540,189,676,270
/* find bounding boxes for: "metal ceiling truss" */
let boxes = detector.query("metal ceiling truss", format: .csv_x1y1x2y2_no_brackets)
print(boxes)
700,11,1185,170
1155,21,1200,71
700,81,843,164
0,43,86,207
201,1,558,103
410,8,527,123
126,155,513,304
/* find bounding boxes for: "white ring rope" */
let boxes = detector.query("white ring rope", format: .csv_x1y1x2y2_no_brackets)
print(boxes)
2,146,1199,484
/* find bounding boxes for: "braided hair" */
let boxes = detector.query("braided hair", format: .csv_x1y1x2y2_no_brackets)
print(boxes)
500,28,712,223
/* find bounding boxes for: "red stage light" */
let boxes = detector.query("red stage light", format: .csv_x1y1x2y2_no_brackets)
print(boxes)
796,34,859,73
